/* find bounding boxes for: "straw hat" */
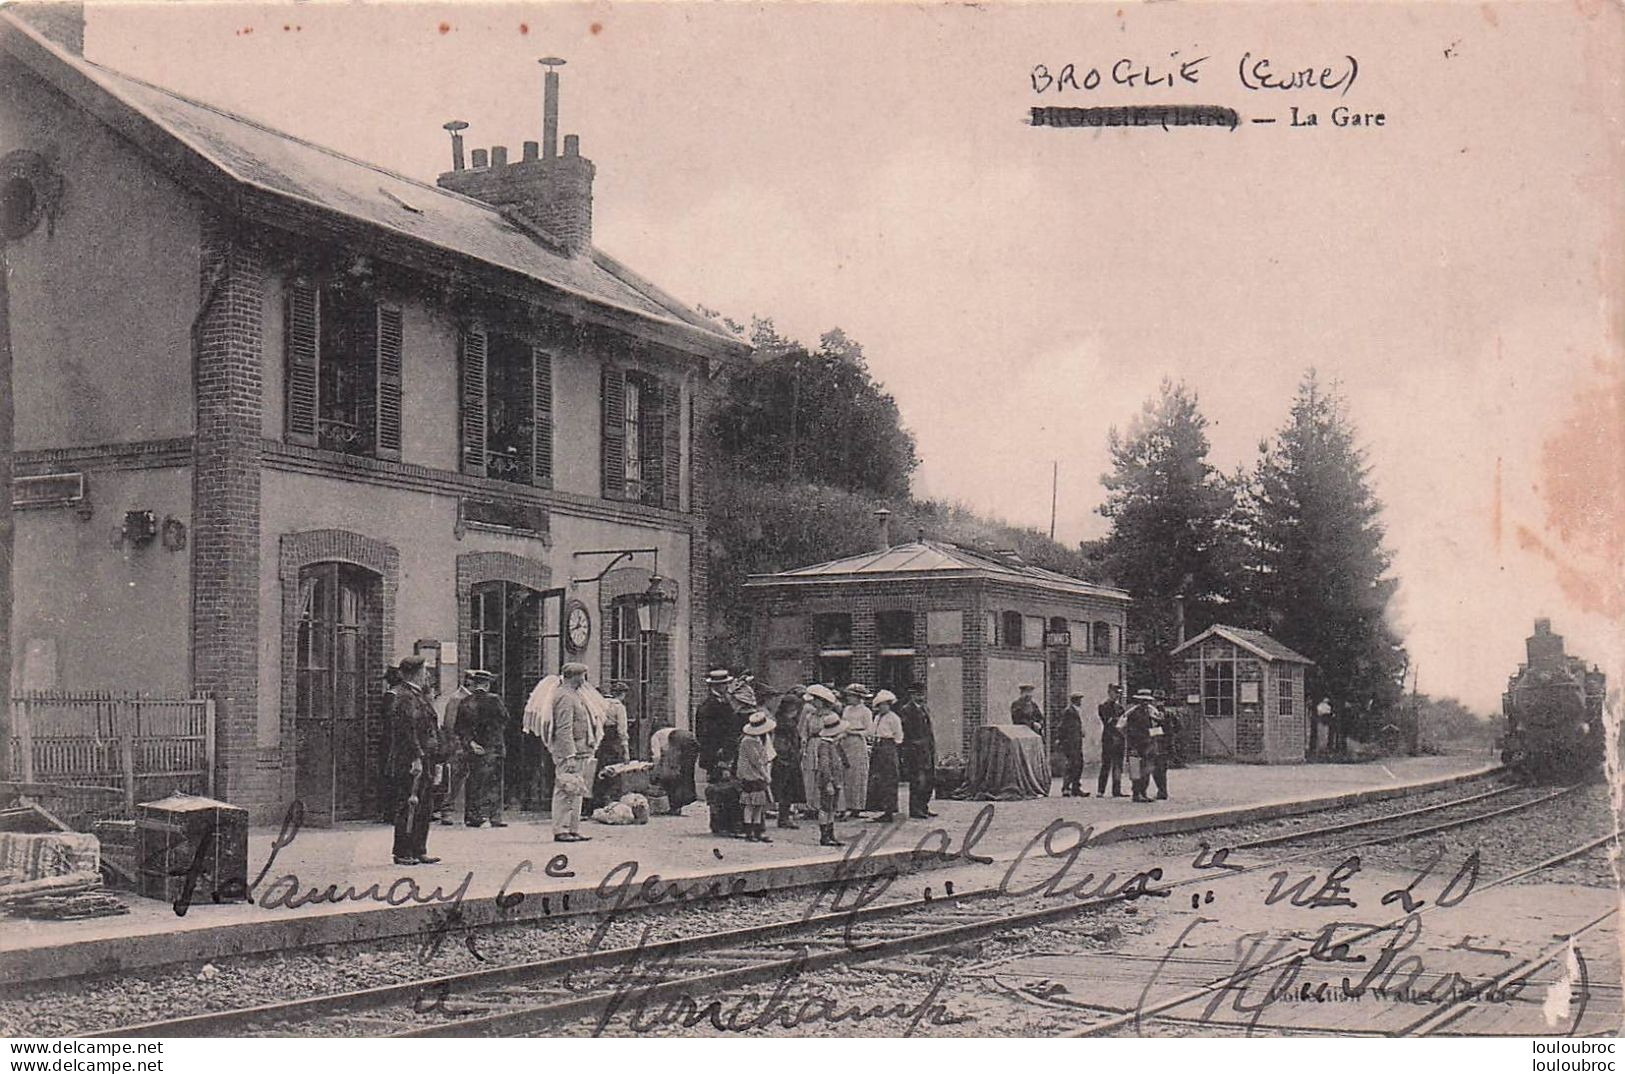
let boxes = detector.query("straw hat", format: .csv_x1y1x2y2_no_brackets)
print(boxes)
706,669,734,685
1132,688,1155,701
843,683,872,699
742,710,777,736
818,712,848,738
805,684,840,706
871,689,897,708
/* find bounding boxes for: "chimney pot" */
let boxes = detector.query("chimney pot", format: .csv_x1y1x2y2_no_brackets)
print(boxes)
491,145,508,168
471,148,489,168
874,508,893,551
564,134,580,157
523,140,539,162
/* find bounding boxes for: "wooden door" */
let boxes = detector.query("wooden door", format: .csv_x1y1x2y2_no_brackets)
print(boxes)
294,563,374,824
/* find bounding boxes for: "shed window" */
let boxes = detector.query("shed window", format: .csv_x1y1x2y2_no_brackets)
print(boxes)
1093,620,1112,655
1203,658,1236,717
877,610,915,651
1000,611,1023,648
814,613,853,652
1278,664,1297,715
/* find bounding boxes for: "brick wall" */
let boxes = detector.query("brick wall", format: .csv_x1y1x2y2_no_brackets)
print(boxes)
192,214,267,809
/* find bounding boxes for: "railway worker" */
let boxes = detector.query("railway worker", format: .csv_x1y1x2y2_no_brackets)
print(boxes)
899,679,938,819
547,662,596,843
1057,692,1088,797
839,684,874,819
805,690,850,847
1098,683,1126,798
457,670,509,828
1123,689,1159,803
770,692,805,829
695,669,739,782
1148,693,1175,801
865,690,905,822
736,709,778,843
1011,684,1045,736
388,656,443,866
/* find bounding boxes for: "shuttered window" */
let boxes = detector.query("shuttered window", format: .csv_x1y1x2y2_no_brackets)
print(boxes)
603,366,680,508
284,281,399,460
461,328,552,488
460,327,488,476
601,366,626,500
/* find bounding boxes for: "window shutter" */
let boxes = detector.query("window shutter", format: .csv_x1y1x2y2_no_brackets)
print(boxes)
531,347,554,488
460,327,488,476
374,306,403,461
640,377,664,506
284,284,320,446
601,365,626,500
662,380,682,511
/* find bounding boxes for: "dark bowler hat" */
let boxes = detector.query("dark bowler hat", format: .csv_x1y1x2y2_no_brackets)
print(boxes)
397,655,426,675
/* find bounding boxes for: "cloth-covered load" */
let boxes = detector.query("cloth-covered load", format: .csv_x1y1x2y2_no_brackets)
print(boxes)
0,830,100,883
959,725,1051,800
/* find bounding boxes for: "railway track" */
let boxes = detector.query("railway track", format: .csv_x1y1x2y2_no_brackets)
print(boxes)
86,773,1596,1038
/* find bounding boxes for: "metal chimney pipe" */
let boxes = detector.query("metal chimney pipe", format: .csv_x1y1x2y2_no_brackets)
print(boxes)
442,120,469,171
540,57,566,158
874,508,893,551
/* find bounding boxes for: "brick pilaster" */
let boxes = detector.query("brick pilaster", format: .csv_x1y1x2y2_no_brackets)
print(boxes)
191,214,264,808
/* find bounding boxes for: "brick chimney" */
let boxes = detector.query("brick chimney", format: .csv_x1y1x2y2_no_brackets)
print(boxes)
436,57,595,254
14,2,85,54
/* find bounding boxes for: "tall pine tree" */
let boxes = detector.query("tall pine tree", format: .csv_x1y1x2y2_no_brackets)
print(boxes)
1099,380,1241,690
1249,371,1407,744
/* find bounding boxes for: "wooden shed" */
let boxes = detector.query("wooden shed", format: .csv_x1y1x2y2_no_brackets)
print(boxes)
1170,625,1313,763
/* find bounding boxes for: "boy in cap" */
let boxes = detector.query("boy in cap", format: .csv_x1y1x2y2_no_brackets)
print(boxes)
806,685,848,846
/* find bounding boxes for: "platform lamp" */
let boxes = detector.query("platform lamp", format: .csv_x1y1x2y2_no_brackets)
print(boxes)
570,547,677,633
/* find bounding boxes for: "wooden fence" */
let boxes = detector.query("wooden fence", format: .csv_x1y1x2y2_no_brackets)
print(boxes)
6,691,215,820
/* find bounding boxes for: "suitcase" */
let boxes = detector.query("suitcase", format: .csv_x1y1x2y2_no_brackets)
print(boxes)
705,780,744,836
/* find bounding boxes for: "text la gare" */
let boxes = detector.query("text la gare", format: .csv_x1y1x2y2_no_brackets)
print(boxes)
1292,106,1385,127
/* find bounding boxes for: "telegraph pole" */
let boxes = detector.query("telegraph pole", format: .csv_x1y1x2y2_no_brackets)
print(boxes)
1049,460,1058,540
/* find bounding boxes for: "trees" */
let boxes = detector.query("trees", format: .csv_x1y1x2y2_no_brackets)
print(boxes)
707,322,919,498
1098,380,1241,690
1249,371,1407,743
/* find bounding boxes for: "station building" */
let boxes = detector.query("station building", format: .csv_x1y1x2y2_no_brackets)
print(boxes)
745,514,1131,762
0,9,746,822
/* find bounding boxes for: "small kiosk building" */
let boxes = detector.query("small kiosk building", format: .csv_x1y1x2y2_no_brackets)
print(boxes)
1170,625,1313,763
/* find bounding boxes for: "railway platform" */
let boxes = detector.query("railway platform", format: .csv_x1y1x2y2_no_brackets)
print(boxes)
0,753,1494,987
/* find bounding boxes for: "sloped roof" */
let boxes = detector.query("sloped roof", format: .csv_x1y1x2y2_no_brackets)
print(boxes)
1170,624,1314,664
0,10,745,358
744,540,1130,602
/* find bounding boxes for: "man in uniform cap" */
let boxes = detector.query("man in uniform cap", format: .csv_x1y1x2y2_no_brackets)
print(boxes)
434,670,477,825
1011,684,1045,736
1098,683,1126,798
898,679,938,819
1058,692,1088,797
695,669,738,781
387,656,443,865
1123,688,1160,803
547,663,595,842
456,669,509,828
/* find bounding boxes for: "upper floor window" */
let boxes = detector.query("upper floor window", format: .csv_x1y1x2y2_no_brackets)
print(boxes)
603,366,678,509
284,282,402,459
460,326,553,487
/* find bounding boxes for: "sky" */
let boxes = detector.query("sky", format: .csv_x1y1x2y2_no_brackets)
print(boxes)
80,1,1624,714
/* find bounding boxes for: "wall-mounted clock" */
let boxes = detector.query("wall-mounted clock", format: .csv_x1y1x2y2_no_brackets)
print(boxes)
565,600,592,654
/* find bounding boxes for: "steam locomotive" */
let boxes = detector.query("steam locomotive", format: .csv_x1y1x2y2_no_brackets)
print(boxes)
1499,619,1607,782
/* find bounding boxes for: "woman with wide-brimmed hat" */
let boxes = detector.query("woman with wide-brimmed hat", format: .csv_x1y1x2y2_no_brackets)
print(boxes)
736,709,778,842
865,689,904,822
770,691,805,829
798,686,823,820
838,683,874,819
